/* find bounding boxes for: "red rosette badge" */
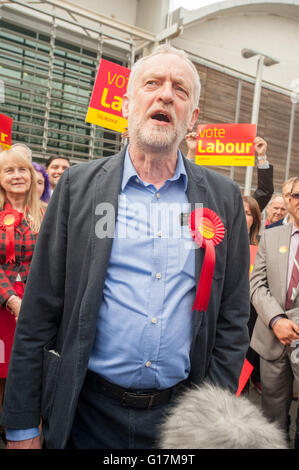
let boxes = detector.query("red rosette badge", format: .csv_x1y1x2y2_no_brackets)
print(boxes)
0,208,23,263
188,208,225,312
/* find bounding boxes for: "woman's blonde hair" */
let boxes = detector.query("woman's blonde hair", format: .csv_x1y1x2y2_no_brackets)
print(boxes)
0,149,43,232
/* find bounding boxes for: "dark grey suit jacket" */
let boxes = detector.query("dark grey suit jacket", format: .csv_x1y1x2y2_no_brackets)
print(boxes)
1,148,250,448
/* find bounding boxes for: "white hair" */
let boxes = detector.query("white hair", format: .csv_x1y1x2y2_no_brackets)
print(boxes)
127,44,201,109
11,142,32,161
267,193,284,207
158,383,288,449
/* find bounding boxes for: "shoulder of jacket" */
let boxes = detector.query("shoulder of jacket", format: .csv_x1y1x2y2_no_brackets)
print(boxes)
265,223,291,238
67,151,124,182
185,159,240,192
68,154,115,173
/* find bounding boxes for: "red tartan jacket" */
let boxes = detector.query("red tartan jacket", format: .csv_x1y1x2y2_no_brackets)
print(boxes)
0,204,38,305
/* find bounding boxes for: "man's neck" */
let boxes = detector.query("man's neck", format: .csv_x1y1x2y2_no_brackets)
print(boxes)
128,144,179,190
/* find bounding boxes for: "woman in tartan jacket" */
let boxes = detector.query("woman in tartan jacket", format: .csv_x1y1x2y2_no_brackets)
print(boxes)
0,148,44,417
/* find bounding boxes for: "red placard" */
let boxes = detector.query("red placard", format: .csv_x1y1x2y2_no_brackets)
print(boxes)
195,123,256,166
86,59,130,133
0,113,13,151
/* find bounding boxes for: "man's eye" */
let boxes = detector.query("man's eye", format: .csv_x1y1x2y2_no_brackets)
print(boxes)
176,85,188,96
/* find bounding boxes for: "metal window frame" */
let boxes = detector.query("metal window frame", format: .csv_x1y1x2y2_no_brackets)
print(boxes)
0,2,139,163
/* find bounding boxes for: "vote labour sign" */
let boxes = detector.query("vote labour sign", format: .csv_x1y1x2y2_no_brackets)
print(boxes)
195,123,256,166
86,59,130,133
0,113,13,151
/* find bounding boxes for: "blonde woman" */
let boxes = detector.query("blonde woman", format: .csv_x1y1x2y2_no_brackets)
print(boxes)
0,149,44,432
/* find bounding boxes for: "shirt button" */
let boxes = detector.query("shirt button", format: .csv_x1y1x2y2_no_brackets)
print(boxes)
151,317,158,324
145,361,152,368
155,273,162,279
135,178,140,183
156,192,161,199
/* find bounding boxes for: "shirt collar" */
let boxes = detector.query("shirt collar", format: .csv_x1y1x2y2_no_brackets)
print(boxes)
121,146,188,191
291,223,299,236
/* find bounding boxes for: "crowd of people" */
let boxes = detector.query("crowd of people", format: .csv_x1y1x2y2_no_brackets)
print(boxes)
0,44,298,450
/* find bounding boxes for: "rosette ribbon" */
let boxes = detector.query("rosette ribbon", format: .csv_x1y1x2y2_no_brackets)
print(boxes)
188,208,225,312
0,208,23,263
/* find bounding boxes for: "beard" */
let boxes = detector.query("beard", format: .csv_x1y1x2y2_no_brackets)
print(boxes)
127,108,191,153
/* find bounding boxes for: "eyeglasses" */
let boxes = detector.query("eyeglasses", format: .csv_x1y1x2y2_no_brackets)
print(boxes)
291,192,299,200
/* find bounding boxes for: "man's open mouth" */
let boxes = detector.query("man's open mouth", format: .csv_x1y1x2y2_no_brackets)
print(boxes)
151,112,171,123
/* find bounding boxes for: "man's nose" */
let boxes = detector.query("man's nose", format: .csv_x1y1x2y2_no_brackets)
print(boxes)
158,82,174,103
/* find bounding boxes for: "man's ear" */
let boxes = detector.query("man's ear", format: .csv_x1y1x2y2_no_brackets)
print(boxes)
122,94,129,119
187,107,199,132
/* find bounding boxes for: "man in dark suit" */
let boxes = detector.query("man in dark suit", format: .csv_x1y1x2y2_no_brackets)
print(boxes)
1,44,250,449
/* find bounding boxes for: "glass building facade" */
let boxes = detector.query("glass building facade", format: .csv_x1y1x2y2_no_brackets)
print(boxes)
0,6,133,163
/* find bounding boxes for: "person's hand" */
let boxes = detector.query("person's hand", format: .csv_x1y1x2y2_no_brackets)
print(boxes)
6,295,22,321
255,136,267,164
272,318,299,345
6,436,41,449
185,132,197,150
121,127,128,141
185,132,197,160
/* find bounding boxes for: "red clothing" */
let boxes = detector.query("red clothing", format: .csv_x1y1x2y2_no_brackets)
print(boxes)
0,282,24,377
0,204,38,377
0,206,37,305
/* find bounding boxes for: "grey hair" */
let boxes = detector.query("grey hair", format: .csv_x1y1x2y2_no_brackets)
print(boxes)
11,142,32,161
159,383,288,449
127,44,201,109
289,176,299,195
267,193,284,207
282,176,297,197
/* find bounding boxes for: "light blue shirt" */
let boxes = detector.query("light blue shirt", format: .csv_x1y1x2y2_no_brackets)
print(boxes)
6,148,196,441
88,147,196,389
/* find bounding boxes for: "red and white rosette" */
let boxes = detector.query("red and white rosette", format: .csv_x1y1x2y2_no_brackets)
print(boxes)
0,208,23,263
188,208,225,312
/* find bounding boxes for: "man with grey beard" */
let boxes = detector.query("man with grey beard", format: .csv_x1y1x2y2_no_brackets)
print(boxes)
1,44,250,449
